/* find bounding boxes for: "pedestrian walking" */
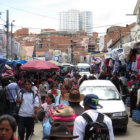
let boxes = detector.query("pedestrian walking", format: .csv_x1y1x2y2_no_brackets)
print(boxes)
73,94,114,140
39,79,49,103
64,88,84,116
136,86,140,110
6,78,20,116
55,84,69,106
47,83,61,97
16,79,40,140
0,78,8,115
111,72,122,93
41,93,55,139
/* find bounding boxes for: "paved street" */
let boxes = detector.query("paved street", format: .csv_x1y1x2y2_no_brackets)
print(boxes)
15,107,140,140
30,117,140,140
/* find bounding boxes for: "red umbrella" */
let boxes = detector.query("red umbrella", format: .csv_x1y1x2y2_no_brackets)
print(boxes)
46,61,60,70
20,60,51,71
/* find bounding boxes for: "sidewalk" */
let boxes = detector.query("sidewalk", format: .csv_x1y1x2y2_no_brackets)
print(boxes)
15,122,43,140
32,122,43,140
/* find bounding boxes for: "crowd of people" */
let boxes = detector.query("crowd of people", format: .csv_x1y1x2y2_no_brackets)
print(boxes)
0,69,140,140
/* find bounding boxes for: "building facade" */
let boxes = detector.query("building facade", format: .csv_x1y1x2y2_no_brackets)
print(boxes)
14,28,29,38
104,23,135,50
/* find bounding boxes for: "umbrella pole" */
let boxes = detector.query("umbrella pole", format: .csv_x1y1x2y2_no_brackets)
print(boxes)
38,72,39,85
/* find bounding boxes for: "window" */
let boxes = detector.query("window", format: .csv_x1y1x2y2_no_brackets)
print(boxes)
88,45,95,52
50,43,54,46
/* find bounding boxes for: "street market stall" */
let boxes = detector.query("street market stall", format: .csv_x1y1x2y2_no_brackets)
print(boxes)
20,60,59,71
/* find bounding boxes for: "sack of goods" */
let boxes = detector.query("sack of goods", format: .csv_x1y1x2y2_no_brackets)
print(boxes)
132,109,140,124
37,108,45,122
49,104,76,134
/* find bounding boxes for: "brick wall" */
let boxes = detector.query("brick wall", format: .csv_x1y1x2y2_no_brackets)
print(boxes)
14,28,29,37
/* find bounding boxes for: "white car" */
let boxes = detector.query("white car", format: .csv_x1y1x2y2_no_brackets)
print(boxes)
77,63,91,77
79,80,128,133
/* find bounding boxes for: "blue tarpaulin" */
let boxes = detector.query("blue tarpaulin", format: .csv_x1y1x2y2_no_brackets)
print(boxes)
0,56,8,76
6,60,27,67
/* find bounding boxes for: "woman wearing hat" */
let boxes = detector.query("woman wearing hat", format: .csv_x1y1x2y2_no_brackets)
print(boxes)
46,123,79,140
64,88,84,116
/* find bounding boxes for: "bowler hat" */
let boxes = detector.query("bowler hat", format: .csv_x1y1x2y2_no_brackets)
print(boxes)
46,123,79,139
65,89,84,102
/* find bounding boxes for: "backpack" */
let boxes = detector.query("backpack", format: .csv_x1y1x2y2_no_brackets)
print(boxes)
18,88,38,104
14,88,38,118
82,113,109,140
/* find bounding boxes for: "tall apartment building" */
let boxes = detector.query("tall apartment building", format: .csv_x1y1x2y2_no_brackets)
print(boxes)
80,11,93,36
59,9,93,36
60,9,80,33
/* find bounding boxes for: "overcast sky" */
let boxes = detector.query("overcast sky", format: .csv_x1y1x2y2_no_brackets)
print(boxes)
0,0,138,35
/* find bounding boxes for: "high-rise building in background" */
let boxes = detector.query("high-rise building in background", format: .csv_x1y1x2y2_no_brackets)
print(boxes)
80,11,93,36
59,9,93,36
60,9,80,33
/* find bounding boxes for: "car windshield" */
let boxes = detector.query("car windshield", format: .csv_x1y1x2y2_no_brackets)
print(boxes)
78,66,90,72
80,86,120,100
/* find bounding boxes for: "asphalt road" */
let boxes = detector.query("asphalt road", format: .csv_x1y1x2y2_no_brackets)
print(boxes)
15,107,140,140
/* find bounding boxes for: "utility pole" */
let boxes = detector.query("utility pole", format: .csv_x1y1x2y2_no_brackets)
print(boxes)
6,10,9,59
71,40,73,64
11,20,15,60
119,27,122,48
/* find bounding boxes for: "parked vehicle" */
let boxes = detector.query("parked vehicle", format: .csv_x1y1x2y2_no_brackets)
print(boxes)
79,80,128,133
61,63,74,73
77,63,91,77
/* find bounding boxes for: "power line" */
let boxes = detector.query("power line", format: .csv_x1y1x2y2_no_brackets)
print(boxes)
0,2,59,20
93,21,135,28
0,3,136,30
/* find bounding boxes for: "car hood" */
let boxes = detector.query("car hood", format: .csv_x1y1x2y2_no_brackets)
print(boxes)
97,100,126,113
